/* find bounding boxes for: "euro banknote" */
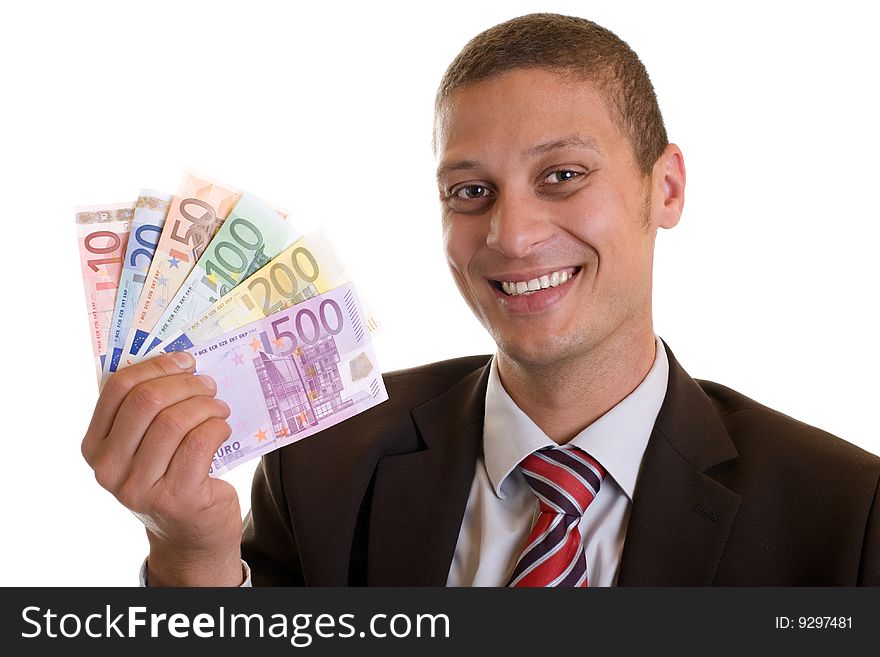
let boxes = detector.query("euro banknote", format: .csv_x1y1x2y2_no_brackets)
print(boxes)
120,171,241,364
157,228,361,354
188,282,388,477
101,190,172,383
75,202,135,383
135,192,302,358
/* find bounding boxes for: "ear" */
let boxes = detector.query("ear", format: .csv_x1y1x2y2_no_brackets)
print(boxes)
652,143,686,230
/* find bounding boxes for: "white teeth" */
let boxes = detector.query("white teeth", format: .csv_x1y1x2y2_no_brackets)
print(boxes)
500,269,577,296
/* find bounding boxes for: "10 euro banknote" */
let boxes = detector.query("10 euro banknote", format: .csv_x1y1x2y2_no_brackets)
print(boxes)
75,202,135,381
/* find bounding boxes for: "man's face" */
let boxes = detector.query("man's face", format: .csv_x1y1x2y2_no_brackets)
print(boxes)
435,68,681,369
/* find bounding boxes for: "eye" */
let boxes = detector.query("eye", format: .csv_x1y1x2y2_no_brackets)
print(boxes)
443,182,496,215
542,169,581,184
452,184,492,199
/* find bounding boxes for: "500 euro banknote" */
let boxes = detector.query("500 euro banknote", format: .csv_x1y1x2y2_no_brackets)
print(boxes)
187,282,387,477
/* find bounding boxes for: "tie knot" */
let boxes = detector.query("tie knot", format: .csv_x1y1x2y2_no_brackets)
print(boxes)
520,447,606,517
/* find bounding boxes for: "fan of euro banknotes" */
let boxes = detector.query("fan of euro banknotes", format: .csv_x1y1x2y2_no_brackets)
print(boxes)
75,171,386,477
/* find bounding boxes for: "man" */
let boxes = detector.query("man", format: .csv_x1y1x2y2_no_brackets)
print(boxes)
82,13,879,586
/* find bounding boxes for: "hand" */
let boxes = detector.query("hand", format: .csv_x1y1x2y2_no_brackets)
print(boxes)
82,351,244,586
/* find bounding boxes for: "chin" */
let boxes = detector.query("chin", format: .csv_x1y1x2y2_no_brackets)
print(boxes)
491,329,581,369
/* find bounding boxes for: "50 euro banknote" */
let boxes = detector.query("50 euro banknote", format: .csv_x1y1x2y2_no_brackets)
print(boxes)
121,171,241,362
187,282,387,477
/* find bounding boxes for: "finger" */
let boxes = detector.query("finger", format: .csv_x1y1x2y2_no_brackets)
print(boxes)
128,396,232,491
162,417,234,497
98,372,218,478
82,352,196,465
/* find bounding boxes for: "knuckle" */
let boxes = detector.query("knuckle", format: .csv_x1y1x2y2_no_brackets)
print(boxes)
92,455,120,493
128,382,167,415
80,435,95,466
182,431,213,461
104,369,137,398
140,356,172,379
183,419,229,460
115,479,145,511
152,407,188,438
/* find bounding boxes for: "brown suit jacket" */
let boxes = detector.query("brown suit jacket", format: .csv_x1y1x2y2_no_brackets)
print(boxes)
241,341,880,585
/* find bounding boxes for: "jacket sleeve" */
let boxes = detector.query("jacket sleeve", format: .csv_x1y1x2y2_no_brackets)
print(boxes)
858,473,880,586
240,451,305,586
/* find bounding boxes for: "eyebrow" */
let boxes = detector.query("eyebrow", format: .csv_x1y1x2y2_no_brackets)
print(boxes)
524,134,603,158
435,159,481,182
436,134,603,182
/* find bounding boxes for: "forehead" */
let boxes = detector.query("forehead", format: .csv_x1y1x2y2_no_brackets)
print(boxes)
434,68,623,161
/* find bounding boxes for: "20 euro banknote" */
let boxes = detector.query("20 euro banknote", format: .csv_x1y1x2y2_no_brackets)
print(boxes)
101,190,172,383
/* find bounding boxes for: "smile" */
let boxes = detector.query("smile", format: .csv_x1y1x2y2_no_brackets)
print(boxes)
494,267,581,296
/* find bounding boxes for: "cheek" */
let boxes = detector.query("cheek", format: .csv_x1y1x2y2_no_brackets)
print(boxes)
442,217,484,275
566,184,647,266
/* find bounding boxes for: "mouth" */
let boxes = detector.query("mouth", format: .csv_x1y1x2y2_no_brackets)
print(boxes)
489,266,582,296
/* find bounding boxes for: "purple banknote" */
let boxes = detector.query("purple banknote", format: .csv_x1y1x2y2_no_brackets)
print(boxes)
188,282,388,476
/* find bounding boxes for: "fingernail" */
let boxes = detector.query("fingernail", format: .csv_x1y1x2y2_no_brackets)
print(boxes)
172,352,195,369
197,375,217,393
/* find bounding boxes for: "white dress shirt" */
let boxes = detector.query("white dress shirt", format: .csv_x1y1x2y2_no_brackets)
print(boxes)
141,336,668,587
445,335,669,586
139,558,251,587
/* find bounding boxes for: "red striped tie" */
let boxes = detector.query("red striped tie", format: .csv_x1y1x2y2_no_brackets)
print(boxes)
507,446,606,587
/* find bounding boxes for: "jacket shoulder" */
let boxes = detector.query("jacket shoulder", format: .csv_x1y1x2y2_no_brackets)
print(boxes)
696,378,880,469
693,379,880,585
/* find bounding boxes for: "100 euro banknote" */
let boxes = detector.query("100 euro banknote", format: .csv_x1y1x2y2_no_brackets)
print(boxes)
75,202,135,383
136,192,301,358
187,282,387,476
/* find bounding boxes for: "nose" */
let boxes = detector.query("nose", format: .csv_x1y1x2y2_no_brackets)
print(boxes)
485,190,555,259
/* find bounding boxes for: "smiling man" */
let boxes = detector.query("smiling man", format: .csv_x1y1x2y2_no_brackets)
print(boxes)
435,66,679,447
83,13,879,587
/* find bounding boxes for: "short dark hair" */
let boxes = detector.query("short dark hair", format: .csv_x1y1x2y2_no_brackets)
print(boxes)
436,13,668,176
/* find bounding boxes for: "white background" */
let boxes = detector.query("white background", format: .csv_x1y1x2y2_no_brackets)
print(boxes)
1,0,877,586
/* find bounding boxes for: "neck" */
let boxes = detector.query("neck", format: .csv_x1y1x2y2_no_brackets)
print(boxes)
496,327,657,444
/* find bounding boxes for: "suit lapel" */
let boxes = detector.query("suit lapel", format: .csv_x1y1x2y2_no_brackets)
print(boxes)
354,341,742,586
366,364,489,585
617,343,741,585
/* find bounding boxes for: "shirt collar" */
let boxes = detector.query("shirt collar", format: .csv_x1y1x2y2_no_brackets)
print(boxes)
482,335,669,501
